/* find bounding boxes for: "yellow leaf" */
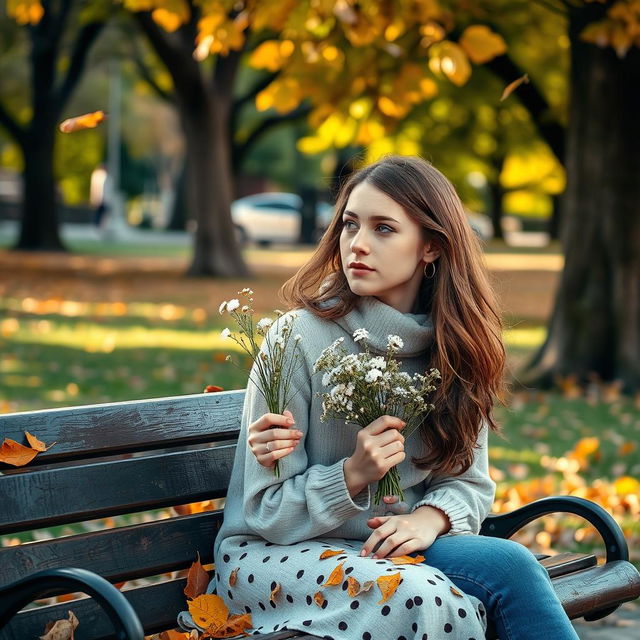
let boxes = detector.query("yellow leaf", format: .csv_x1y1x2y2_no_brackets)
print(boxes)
249,40,295,72
8,0,44,25
614,476,639,495
187,594,228,630
428,41,471,86
159,630,190,640
500,74,530,101
450,586,463,597
319,549,344,560
202,612,252,639
347,575,360,597
323,562,344,586
459,25,507,64
313,591,325,607
269,582,281,602
618,442,636,456
376,572,402,604
229,567,239,587
255,78,302,113
390,555,425,565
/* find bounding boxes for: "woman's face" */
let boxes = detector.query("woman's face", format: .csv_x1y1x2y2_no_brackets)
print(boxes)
339,181,439,313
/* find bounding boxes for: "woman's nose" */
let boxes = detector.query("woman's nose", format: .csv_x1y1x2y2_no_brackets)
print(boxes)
350,229,370,253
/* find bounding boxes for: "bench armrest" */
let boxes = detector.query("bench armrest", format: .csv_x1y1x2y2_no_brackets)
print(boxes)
0,567,144,640
479,495,629,563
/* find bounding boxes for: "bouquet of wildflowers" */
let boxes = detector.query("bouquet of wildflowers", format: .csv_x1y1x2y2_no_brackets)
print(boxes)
313,329,440,504
219,288,303,477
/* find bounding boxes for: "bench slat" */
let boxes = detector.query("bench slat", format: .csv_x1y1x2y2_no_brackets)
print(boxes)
0,512,222,587
4,577,323,640
554,560,640,619
0,447,234,535
539,552,597,578
0,391,244,468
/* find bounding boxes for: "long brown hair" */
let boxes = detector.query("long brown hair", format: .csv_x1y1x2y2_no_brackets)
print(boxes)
281,155,505,475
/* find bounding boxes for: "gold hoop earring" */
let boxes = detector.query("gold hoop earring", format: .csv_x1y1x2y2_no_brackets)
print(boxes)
423,261,436,279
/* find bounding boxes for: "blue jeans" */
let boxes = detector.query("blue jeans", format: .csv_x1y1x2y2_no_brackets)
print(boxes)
422,535,580,639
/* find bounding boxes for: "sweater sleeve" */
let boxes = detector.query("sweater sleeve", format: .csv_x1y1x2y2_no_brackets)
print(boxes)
241,317,370,545
410,423,496,535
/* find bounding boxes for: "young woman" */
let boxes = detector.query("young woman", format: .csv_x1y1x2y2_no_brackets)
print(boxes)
190,156,578,640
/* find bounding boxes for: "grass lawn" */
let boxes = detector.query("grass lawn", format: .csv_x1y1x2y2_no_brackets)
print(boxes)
1,242,638,568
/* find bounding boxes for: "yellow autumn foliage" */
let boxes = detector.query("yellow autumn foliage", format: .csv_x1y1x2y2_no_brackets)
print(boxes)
459,25,507,64
7,0,43,25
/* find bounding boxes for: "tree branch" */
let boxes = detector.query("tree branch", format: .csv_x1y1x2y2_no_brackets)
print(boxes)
130,36,175,104
232,104,312,172
0,99,26,147
56,20,106,114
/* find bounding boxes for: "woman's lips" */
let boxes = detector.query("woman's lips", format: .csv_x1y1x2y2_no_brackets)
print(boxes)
349,265,374,275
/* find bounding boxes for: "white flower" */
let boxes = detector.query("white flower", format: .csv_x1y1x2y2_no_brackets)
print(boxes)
275,336,285,349
365,368,383,383
387,335,404,351
322,372,332,386
218,301,227,314
241,287,253,295
241,305,250,312
294,334,302,342
368,356,386,370
257,317,273,332
226,299,240,312
220,328,231,339
353,328,370,342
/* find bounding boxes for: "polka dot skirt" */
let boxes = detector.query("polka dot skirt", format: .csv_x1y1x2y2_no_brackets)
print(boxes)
206,536,487,640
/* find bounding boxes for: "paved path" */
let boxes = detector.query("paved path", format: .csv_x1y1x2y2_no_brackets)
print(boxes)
572,602,639,639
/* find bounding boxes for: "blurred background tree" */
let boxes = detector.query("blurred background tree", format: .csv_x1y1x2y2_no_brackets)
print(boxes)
1,0,638,390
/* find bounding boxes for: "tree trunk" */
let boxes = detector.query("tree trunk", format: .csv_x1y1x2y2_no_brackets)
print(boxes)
14,125,65,251
524,4,640,391
182,92,248,277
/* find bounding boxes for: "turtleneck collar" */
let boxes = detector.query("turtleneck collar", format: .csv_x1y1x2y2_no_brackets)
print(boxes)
334,296,434,357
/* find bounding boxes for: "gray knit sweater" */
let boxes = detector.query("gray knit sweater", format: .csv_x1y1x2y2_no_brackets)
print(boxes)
214,296,495,559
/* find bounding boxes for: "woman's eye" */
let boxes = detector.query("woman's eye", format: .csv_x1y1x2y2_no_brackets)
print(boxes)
343,219,357,230
376,224,393,233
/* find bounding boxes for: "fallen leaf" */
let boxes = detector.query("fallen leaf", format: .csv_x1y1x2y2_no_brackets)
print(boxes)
184,553,210,599
25,431,56,452
376,572,402,604
0,438,39,467
319,549,344,559
313,591,325,607
189,631,200,640
203,385,224,393
270,582,281,602
450,586,463,597
390,555,424,565
202,612,252,639
347,576,375,597
59,110,106,133
187,594,228,630
500,73,529,101
39,611,79,640
229,567,239,587
323,562,344,587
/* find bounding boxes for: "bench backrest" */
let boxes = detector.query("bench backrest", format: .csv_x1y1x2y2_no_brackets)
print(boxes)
0,391,245,639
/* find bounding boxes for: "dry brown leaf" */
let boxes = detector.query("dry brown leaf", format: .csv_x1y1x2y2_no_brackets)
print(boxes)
323,562,345,587
184,553,210,599
25,431,56,452
202,613,252,639
39,611,79,640
450,586,463,597
0,438,39,467
59,110,106,133
187,594,228,630
229,567,239,587
269,582,281,602
313,591,325,608
189,631,200,640
376,572,402,604
347,576,375,597
319,549,344,559
500,74,529,101
390,554,424,565
203,385,224,393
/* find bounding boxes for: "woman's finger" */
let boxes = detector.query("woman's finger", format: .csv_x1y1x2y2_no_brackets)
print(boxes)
361,519,394,556
388,539,423,558
261,428,302,441
258,412,296,429
270,438,301,451
373,530,410,559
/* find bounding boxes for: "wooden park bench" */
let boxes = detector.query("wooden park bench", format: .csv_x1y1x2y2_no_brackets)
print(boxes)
1,390,639,640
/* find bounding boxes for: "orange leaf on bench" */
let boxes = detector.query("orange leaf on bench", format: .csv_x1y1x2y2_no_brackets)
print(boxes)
0,438,39,467
184,553,210,599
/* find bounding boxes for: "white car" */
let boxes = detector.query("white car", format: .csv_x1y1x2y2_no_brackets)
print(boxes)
231,192,334,245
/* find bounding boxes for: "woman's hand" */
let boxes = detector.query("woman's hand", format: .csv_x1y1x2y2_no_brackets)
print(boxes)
343,415,406,498
247,410,303,468
360,506,451,558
